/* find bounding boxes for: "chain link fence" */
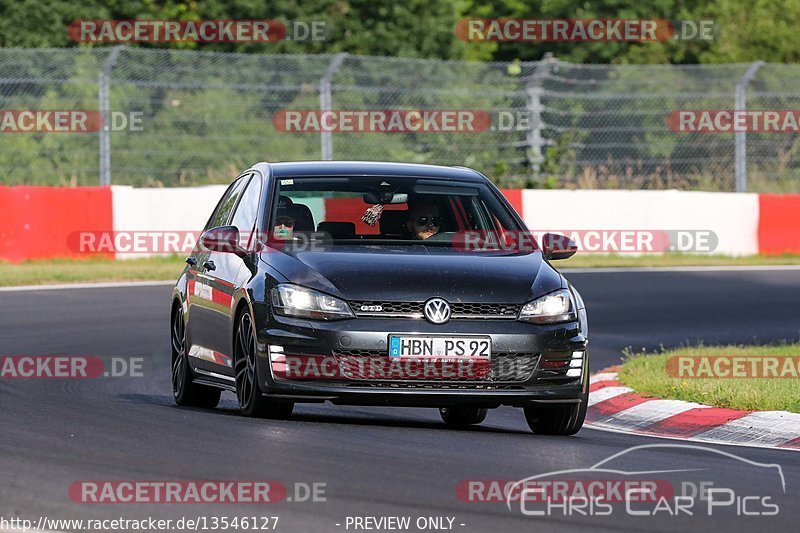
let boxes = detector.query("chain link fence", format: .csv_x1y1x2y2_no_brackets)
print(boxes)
1,47,799,191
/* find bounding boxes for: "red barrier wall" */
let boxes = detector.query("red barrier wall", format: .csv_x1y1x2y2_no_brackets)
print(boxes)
0,187,113,263
500,189,523,218
757,194,800,255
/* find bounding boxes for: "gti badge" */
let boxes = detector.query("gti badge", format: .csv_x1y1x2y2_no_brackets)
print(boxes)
424,298,451,324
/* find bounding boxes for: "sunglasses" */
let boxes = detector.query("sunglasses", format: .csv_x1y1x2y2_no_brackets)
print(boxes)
414,216,442,227
275,216,295,227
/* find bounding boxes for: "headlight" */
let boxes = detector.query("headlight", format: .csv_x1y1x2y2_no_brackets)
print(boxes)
271,285,354,320
517,288,576,324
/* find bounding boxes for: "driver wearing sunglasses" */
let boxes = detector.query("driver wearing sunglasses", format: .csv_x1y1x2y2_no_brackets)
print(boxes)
406,200,442,240
273,214,296,240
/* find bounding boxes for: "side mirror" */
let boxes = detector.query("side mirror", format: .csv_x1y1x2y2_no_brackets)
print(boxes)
542,232,577,260
200,225,245,256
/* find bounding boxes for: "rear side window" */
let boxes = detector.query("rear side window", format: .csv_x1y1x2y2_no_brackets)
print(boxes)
206,175,250,230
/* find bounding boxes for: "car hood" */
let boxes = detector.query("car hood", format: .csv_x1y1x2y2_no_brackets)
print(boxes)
261,245,565,303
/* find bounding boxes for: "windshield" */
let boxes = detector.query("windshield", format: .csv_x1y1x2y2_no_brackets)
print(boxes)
269,176,523,247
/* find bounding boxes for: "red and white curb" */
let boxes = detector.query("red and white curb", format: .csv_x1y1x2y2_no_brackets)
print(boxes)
585,367,800,451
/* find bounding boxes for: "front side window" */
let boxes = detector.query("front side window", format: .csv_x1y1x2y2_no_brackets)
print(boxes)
206,174,250,230
231,174,262,233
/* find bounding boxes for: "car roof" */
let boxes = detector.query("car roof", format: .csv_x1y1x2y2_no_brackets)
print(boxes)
264,161,487,182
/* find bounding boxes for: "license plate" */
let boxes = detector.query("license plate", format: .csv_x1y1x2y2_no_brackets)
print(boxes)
388,335,491,358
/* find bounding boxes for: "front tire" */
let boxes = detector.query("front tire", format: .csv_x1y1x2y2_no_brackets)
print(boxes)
171,305,220,408
439,407,488,427
234,310,293,419
525,359,589,436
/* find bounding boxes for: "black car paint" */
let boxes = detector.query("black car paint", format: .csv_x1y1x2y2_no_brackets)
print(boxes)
172,161,588,408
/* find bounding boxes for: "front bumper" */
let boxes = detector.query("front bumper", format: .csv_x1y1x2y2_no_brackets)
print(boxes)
254,305,589,408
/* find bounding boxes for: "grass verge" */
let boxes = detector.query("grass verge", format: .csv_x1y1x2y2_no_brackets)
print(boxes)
0,252,799,287
559,252,800,268
0,256,185,287
618,344,800,413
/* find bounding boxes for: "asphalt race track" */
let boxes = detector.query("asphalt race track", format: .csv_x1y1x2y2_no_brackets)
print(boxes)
1,268,799,532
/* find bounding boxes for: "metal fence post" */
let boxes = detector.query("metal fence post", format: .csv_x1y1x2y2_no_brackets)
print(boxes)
734,61,765,192
319,53,348,161
98,46,124,186
525,53,554,178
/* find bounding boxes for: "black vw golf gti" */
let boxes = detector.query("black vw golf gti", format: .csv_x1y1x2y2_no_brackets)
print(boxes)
171,161,589,435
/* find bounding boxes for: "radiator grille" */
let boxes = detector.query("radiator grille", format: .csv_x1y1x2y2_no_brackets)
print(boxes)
349,301,520,319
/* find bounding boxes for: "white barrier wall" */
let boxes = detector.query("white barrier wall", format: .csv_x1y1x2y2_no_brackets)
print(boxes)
112,185,228,231
111,185,227,258
522,190,760,256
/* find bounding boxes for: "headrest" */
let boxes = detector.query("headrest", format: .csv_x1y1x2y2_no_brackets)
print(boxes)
379,210,409,235
288,203,314,232
317,221,356,239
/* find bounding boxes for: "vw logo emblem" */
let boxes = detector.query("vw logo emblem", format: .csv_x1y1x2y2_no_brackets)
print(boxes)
424,298,451,324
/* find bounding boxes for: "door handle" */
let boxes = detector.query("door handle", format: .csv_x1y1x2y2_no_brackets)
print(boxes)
185,257,198,267
202,260,216,271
